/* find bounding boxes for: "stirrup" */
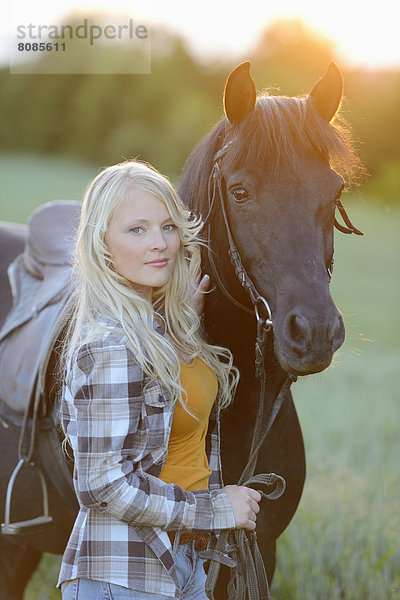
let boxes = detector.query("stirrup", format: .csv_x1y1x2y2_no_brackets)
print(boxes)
1,458,53,535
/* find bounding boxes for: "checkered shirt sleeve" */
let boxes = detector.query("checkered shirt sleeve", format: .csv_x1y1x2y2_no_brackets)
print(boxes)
63,335,236,532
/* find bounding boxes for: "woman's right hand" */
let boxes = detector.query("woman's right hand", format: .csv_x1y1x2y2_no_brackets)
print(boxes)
223,485,262,531
192,272,210,315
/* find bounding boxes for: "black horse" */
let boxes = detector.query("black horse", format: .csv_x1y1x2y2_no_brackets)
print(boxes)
179,61,363,594
0,62,363,599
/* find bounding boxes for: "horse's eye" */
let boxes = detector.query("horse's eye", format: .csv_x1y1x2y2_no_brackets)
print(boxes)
231,185,249,204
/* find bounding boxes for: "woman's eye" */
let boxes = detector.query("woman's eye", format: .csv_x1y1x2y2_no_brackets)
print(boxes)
130,227,143,234
163,223,176,232
231,186,249,204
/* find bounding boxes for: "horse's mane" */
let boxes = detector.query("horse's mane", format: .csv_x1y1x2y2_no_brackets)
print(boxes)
179,92,365,217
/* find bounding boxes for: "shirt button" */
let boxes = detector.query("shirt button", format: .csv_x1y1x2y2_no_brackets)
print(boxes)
100,501,108,507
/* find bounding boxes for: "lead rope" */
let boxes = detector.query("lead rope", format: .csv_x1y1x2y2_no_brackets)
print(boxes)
201,145,296,600
202,357,296,600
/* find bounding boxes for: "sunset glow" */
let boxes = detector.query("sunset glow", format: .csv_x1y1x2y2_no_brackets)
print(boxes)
5,0,400,69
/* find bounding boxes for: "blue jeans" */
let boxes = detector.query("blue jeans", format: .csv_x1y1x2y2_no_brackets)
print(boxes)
61,542,208,599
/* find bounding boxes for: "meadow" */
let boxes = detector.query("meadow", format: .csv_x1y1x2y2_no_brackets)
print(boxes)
0,154,398,599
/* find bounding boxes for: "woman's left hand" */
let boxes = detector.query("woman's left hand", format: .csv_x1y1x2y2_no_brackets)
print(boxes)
192,273,210,315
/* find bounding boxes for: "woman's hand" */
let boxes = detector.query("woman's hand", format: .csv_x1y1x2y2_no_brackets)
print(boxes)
223,485,262,531
192,272,210,315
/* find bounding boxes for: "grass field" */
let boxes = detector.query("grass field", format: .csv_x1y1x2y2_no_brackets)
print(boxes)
0,153,100,224
273,200,400,599
0,154,398,599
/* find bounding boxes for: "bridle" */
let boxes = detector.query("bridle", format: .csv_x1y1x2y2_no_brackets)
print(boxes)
206,140,272,377
206,141,272,317
204,138,363,370
202,139,363,600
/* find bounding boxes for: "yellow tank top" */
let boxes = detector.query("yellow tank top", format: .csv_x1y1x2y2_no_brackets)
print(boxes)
158,356,218,491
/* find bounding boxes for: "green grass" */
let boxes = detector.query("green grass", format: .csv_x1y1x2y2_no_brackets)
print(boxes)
0,154,396,599
273,198,400,599
0,153,100,224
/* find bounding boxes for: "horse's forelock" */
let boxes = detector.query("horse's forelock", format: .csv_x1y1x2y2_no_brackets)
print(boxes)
223,93,365,186
179,91,365,218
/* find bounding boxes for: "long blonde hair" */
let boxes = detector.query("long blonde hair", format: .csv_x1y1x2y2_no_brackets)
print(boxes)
63,160,238,410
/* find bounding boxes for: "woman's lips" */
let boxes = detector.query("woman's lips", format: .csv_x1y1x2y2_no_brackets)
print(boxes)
146,259,168,267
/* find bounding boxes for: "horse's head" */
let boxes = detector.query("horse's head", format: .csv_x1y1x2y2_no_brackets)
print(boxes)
180,62,364,377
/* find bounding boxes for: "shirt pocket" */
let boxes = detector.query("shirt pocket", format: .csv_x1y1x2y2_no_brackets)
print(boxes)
143,379,171,408
142,380,174,453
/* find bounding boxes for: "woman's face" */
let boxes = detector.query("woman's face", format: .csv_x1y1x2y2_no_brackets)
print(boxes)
106,190,181,301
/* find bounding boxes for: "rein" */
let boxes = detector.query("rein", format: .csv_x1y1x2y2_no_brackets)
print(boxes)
201,140,363,599
202,142,295,600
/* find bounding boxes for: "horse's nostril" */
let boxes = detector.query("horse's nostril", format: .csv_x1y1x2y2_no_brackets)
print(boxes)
288,315,303,342
283,309,345,359
329,314,345,351
285,313,312,354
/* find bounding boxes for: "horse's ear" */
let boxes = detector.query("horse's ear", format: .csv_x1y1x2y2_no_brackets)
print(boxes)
224,61,256,124
309,62,344,122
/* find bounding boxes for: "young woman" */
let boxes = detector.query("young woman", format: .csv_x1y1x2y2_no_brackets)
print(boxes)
57,160,261,600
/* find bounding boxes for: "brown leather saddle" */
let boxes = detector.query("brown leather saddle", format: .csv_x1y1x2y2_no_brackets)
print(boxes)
0,201,81,535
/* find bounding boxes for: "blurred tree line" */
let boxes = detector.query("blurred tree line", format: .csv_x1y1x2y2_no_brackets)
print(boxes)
0,17,399,202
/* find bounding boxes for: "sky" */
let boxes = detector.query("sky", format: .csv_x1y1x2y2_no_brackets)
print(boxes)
3,0,400,70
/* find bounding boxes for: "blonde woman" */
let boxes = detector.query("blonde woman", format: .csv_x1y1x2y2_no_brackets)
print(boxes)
57,160,261,600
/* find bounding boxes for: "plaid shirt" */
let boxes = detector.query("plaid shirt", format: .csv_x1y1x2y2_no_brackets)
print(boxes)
57,320,235,598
